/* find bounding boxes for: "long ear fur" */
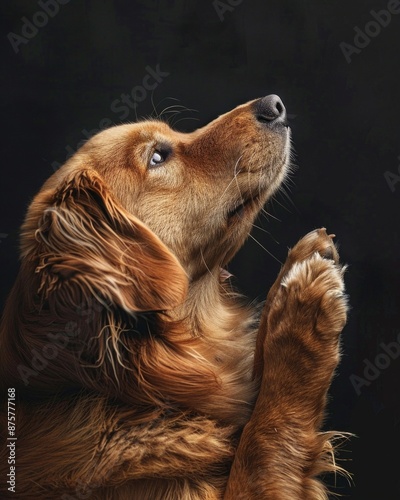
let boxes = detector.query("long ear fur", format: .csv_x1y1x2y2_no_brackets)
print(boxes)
32,169,188,312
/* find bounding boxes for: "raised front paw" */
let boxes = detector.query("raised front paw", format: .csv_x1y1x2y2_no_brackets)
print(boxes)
267,228,348,342
280,252,348,338
254,228,348,381
286,227,339,268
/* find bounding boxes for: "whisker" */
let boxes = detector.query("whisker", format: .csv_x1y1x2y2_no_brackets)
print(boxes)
152,96,181,118
200,250,233,295
246,165,252,199
279,187,298,212
256,167,266,204
150,89,158,120
234,154,244,177
146,96,198,122
252,222,279,239
158,109,182,116
171,115,201,128
270,195,294,214
158,110,182,125
252,218,281,244
199,249,213,278
260,207,281,222
220,155,245,201
159,104,197,118
248,233,283,265
232,155,245,199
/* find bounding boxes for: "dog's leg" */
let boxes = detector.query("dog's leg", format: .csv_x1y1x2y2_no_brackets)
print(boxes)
253,228,341,380
0,398,234,499
225,228,348,499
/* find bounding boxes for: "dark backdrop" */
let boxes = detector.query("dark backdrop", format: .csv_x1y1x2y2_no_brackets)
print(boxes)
1,1,399,498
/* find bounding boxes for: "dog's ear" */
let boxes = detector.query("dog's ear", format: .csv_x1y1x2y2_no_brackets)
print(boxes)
33,169,188,312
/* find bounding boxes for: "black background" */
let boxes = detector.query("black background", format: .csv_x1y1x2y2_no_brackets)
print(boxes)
1,1,399,498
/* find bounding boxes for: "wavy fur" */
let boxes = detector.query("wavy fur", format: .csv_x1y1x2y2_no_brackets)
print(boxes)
0,97,349,499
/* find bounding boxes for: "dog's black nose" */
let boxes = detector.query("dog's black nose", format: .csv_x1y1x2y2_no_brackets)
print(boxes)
254,94,286,126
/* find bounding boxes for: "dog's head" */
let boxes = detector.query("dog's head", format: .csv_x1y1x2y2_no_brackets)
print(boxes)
22,95,290,313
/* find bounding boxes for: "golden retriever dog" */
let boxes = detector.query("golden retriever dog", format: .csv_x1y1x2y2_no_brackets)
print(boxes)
0,95,348,499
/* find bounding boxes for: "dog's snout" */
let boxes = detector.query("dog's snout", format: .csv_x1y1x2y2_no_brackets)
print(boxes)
254,94,286,126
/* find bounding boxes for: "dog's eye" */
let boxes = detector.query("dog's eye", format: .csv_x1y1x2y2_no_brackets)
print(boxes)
150,150,166,167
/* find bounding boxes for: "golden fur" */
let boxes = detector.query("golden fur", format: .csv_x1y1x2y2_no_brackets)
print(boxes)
0,95,348,499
